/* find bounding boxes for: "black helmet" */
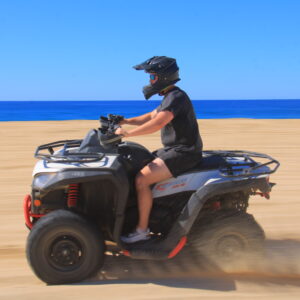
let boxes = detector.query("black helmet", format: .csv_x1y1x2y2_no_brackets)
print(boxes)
133,56,180,100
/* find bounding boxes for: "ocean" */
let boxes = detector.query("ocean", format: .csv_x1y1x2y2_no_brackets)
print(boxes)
0,100,300,121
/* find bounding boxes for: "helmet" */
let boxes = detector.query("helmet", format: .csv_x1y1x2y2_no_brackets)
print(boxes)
133,56,180,100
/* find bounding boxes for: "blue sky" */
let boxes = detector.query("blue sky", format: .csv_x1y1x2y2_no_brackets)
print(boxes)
0,0,299,100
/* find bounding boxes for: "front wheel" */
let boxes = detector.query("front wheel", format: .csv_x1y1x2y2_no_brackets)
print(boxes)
26,210,105,284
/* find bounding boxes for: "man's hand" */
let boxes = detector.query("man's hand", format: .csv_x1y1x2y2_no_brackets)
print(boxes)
115,127,129,137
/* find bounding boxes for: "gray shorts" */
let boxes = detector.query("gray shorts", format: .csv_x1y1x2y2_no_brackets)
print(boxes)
153,147,202,177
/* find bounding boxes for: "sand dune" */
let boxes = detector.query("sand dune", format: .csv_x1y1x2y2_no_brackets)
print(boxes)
0,119,300,299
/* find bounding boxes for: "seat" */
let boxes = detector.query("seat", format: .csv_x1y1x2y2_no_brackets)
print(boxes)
189,154,227,172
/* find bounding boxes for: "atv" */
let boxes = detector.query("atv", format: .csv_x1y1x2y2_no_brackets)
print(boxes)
24,114,280,284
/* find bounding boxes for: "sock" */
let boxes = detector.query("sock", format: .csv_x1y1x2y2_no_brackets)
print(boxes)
136,227,149,234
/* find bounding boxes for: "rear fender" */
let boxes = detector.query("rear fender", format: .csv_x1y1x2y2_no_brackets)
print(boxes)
167,177,271,238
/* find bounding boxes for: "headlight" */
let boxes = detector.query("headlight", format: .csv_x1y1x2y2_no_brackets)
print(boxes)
32,173,56,190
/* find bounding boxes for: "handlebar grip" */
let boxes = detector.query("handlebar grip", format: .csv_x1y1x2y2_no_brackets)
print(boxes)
108,114,124,123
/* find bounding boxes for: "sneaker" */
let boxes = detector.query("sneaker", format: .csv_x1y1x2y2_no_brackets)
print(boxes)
121,228,150,244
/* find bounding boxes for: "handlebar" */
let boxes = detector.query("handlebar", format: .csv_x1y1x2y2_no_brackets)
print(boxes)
99,114,124,146
100,114,124,133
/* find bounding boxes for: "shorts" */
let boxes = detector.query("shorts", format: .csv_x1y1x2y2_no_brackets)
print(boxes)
153,146,202,177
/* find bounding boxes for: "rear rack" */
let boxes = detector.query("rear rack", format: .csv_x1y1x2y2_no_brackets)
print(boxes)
34,140,105,163
203,150,280,178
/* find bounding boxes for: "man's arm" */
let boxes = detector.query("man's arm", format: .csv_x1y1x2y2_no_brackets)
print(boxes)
117,110,173,137
123,110,157,126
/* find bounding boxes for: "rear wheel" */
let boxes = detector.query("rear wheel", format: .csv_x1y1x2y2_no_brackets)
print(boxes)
187,210,265,271
26,210,105,284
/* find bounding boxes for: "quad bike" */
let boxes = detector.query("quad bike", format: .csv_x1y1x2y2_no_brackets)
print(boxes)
24,115,280,284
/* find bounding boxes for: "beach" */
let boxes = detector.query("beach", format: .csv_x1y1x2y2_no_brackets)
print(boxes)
0,119,300,299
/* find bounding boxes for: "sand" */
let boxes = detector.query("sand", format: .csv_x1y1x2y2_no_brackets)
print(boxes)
0,119,300,299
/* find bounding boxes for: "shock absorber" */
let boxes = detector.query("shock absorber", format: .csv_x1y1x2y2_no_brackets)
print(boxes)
67,184,80,208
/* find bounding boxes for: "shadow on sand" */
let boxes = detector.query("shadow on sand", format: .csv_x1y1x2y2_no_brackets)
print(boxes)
73,238,300,291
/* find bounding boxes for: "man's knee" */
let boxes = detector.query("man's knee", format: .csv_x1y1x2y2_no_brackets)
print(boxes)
135,173,150,190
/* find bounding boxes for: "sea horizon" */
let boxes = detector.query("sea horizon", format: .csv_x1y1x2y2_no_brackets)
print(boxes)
1,99,300,121
1,98,300,101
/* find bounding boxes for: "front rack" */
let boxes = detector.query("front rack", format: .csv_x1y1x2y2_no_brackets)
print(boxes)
203,150,280,178
34,140,105,163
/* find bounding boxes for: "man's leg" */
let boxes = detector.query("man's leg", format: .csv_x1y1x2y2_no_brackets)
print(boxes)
135,157,173,231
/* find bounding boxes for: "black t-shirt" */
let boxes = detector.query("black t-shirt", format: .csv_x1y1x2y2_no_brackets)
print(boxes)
156,87,203,152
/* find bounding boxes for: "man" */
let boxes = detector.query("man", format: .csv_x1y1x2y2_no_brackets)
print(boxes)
115,56,203,243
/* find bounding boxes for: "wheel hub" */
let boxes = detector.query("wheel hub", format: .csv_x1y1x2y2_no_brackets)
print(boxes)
49,235,83,269
216,234,245,260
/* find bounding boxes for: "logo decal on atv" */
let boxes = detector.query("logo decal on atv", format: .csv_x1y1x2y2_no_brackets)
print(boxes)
155,178,187,191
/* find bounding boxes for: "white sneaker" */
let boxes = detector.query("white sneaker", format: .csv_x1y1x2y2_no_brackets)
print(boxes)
121,228,150,243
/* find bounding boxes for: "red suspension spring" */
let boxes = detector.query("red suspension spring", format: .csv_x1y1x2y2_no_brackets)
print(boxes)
68,184,80,208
